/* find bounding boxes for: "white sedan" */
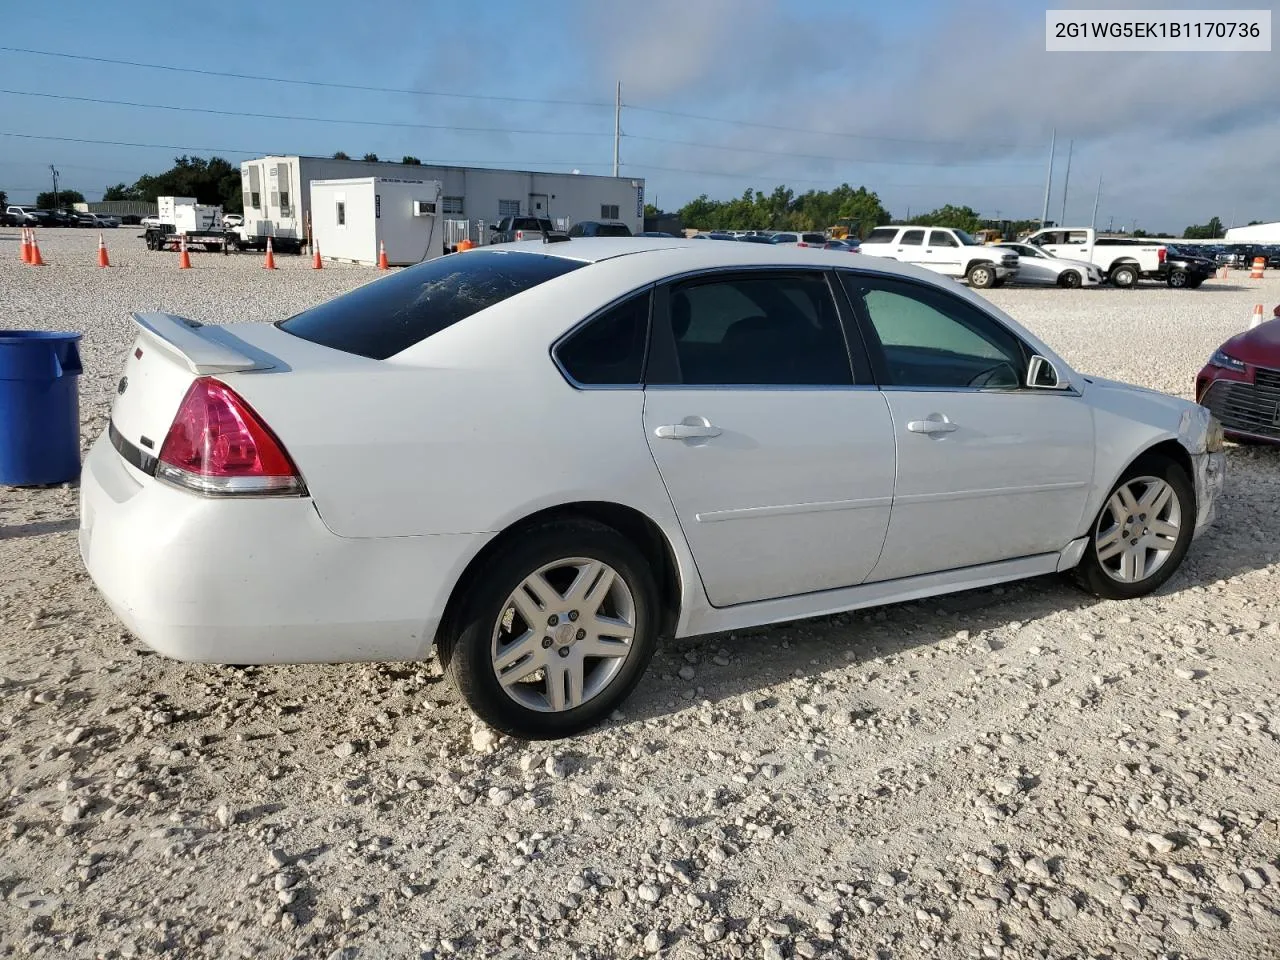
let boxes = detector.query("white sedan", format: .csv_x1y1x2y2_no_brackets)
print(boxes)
995,241,1104,287
80,239,1226,738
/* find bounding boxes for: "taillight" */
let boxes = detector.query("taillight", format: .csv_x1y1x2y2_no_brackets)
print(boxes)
515,230,525,240
1158,247,1167,263
156,378,305,497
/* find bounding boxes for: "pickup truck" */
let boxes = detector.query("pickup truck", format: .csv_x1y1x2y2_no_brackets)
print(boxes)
857,225,1019,288
489,216,555,243
1023,228,1166,288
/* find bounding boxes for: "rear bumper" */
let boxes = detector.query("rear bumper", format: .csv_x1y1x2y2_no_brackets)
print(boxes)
78,433,484,664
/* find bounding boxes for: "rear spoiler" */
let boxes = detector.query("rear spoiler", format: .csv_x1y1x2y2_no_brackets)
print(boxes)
131,312,272,375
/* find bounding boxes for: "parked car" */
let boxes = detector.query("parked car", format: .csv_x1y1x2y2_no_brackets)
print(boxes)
738,234,776,244
79,239,1226,738
1197,311,1280,444
489,216,556,243
567,220,633,238
223,214,244,230
140,214,163,228
76,212,119,229
1023,228,1166,288
993,242,1103,287
1159,245,1218,289
636,231,677,238
859,225,1019,288
5,205,46,226
769,231,828,247
823,239,861,253
44,209,77,227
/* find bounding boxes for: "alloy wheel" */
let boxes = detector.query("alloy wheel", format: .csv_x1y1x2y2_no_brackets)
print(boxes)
1094,476,1182,583
490,557,636,712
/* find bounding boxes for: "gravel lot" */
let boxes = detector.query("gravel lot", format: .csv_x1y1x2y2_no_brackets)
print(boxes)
2,228,1279,960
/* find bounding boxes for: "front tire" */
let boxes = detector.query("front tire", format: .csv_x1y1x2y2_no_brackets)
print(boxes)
440,520,660,738
968,263,995,288
1110,264,1138,288
1073,455,1195,601
1059,270,1082,288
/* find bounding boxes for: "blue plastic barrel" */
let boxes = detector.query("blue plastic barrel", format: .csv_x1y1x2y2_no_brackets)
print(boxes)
0,331,84,485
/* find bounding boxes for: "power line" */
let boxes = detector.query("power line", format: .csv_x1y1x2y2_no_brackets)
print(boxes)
0,89,610,138
626,162,1042,189
0,46,612,109
0,131,612,170
625,104,1024,149
626,134,1040,168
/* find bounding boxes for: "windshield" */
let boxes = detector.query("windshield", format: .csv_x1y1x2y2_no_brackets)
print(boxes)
955,230,982,246
278,250,586,359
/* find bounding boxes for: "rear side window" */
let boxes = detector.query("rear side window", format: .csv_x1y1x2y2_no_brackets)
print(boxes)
801,233,826,244
864,227,898,243
555,291,650,386
899,230,925,246
278,250,586,359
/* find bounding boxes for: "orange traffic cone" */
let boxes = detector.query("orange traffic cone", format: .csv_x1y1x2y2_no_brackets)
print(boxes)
1249,304,1264,329
312,243,323,269
178,236,192,270
377,240,389,270
29,233,45,266
456,238,474,252
1251,257,1265,280
97,234,110,268
263,237,277,270
20,228,31,264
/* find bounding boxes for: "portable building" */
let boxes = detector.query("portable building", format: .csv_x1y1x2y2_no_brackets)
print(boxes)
310,178,444,266
237,155,644,252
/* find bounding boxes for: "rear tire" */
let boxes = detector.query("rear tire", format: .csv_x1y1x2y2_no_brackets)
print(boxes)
439,520,660,739
1110,264,1138,288
967,263,995,288
1167,270,1188,288
1073,454,1195,601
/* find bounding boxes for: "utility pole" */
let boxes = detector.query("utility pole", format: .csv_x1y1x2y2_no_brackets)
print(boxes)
1090,174,1102,231
1107,214,1114,233
1059,140,1073,226
1040,128,1055,227
612,81,621,178
49,164,59,210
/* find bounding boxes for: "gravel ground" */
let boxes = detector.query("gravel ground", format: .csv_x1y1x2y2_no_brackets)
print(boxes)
2,228,1280,960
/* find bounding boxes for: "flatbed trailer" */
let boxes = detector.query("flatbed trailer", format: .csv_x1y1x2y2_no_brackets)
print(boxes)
141,226,236,253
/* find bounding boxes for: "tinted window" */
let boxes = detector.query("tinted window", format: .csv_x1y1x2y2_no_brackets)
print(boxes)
279,250,586,360
659,274,853,386
801,233,827,244
1034,231,1063,245
771,233,799,243
899,229,925,246
865,227,898,243
556,291,650,386
929,230,958,247
595,223,632,237
842,275,1025,390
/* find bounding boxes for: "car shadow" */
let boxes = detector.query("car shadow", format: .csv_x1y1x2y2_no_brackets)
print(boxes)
0,518,79,540
614,456,1275,728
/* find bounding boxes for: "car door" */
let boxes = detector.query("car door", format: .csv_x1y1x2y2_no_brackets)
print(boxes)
1006,244,1056,284
642,270,897,607
927,230,962,276
894,228,928,269
839,272,1095,582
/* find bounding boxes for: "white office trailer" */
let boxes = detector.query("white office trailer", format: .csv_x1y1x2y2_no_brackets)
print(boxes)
238,155,645,256
310,178,443,266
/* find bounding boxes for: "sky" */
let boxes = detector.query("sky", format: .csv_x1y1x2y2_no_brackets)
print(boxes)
1,0,1278,232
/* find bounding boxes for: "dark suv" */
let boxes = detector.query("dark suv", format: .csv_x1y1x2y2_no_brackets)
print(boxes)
567,220,632,238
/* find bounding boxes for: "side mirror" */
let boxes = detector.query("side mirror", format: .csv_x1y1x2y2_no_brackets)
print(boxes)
1027,355,1066,390
488,223,498,231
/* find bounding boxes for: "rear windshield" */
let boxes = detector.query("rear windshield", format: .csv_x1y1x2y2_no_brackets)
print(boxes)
278,250,586,359
595,223,632,237
515,218,552,231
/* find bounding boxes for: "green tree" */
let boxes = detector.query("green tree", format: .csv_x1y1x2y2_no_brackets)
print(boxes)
0,189,7,210
102,183,139,201
332,151,351,160
643,203,660,217
1248,219,1263,225
362,153,379,162
1182,216,1223,239
400,156,422,165
37,189,86,209
675,183,888,236
912,204,983,233
131,156,243,213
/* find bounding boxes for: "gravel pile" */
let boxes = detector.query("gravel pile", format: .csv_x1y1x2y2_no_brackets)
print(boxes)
2,228,1279,959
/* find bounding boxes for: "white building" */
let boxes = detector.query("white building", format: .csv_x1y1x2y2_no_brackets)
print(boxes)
238,155,644,252
1224,221,1280,243
310,178,444,266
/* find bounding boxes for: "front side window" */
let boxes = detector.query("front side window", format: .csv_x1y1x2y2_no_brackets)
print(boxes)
899,229,925,246
655,273,853,386
842,274,1026,390
929,230,958,248
555,291,650,386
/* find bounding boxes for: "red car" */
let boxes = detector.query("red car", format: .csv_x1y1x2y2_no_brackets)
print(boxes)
1196,307,1280,445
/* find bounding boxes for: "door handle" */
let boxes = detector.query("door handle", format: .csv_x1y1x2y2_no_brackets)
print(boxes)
925,249,933,253
654,421,722,440
907,415,957,436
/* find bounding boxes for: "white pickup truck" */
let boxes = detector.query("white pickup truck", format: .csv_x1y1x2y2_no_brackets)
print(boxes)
1023,228,1166,288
